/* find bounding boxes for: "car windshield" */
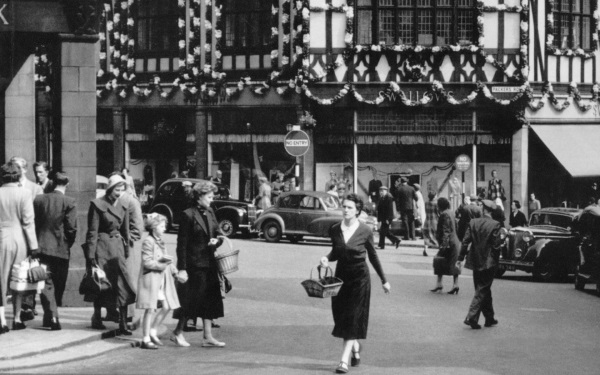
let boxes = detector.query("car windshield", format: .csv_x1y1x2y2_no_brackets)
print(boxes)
322,195,340,209
530,213,573,230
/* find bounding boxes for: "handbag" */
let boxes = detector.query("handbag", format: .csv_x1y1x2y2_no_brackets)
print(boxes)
433,256,449,275
10,257,46,293
79,266,112,296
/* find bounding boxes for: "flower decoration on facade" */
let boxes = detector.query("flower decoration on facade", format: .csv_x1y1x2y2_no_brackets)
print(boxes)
546,0,599,58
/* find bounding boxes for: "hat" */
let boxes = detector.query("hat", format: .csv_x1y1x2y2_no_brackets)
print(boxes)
400,176,408,183
107,174,126,192
481,199,497,211
182,181,192,187
379,185,389,191
469,194,478,201
413,183,421,190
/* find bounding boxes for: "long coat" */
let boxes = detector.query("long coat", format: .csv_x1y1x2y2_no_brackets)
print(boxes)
84,196,136,307
0,183,38,305
176,206,223,270
435,209,461,275
136,235,180,310
33,191,78,259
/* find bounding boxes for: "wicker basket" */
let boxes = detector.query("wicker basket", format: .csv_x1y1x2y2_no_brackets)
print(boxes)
215,236,239,275
301,266,343,298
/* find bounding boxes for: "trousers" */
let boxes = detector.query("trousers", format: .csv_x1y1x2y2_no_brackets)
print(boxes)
39,255,69,321
400,210,415,240
466,268,496,323
378,222,399,248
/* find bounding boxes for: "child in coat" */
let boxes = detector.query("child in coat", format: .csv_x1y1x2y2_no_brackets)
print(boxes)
136,213,180,349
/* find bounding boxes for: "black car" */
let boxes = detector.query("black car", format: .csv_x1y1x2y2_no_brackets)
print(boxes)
574,205,600,295
499,207,582,281
147,178,258,238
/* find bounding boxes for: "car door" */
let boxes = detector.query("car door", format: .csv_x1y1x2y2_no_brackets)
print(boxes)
277,194,303,233
297,196,325,234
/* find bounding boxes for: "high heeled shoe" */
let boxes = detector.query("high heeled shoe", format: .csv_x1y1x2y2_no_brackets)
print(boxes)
447,287,460,295
430,286,443,293
351,342,361,367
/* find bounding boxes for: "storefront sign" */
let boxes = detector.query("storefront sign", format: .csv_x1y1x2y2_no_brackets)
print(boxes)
284,130,310,157
0,2,9,26
491,86,521,93
455,154,472,172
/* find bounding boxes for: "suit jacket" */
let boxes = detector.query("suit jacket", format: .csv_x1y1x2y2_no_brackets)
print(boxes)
459,216,503,271
22,178,43,200
396,184,417,211
39,179,54,194
176,205,223,270
33,191,77,259
368,179,382,201
457,204,482,240
377,193,395,223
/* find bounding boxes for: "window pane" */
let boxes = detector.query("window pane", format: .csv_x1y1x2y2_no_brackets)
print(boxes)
457,10,473,45
560,15,570,49
561,0,570,12
417,0,431,6
398,0,412,6
572,15,580,48
379,10,394,44
582,16,591,49
398,10,413,44
435,10,450,45
418,10,433,45
572,0,580,12
379,0,394,5
225,14,236,47
357,0,373,5
437,0,452,6
138,19,149,50
357,10,373,44
583,0,591,13
457,0,474,7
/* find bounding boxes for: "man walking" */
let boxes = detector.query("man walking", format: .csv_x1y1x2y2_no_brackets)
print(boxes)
377,186,401,249
457,200,506,329
395,177,417,241
32,171,77,330
456,194,482,241
34,161,54,193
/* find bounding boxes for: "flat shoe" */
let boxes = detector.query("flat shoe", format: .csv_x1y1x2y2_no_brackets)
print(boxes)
464,319,482,329
141,341,158,350
335,361,349,374
484,319,498,327
150,335,163,346
211,322,221,328
202,339,225,347
170,334,190,347
351,342,361,367
12,322,26,330
0,325,9,334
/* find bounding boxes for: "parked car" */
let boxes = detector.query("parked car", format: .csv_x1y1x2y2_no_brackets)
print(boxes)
573,205,600,295
147,178,257,238
96,175,108,198
498,207,582,281
253,190,375,243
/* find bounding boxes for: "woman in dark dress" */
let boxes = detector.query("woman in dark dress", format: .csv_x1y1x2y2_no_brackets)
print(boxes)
430,197,461,295
84,175,136,335
509,200,528,228
172,181,225,348
320,194,390,374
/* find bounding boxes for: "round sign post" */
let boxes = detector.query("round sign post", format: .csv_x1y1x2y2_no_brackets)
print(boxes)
284,130,310,157
455,154,472,202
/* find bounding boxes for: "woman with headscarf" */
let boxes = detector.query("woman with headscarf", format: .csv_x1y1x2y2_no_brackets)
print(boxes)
0,162,39,333
84,175,136,335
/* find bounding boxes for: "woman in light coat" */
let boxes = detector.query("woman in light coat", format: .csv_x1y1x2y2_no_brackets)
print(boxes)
0,162,39,333
136,213,180,349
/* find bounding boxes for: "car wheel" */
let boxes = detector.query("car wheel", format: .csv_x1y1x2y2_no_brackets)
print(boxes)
574,269,586,291
218,218,237,238
533,260,554,282
495,269,506,278
262,220,282,243
286,234,303,243
151,208,172,232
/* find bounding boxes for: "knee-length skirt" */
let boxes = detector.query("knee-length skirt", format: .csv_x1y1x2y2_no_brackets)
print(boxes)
331,262,371,340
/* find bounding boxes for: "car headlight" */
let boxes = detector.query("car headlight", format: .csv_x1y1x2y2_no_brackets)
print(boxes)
499,228,509,240
514,248,523,258
237,208,244,217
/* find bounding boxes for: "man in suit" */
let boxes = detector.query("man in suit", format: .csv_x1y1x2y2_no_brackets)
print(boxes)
377,186,401,249
32,171,77,330
396,177,417,240
457,200,506,329
34,161,54,194
456,194,482,241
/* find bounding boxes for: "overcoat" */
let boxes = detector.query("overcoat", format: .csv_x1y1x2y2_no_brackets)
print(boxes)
136,235,180,310
435,209,461,275
33,191,77,259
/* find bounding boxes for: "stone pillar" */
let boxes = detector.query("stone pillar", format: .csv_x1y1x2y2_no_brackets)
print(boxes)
59,35,98,306
195,108,208,179
4,55,36,179
113,108,125,170
512,124,529,216
301,128,315,191
36,109,52,162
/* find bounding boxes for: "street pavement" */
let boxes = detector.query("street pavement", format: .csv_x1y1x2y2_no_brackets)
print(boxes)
1,233,600,374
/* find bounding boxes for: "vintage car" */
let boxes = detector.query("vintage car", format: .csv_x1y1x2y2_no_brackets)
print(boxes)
498,207,582,281
573,205,600,296
147,178,258,238
254,190,377,243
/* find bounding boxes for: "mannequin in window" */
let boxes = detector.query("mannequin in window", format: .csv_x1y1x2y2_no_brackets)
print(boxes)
325,171,338,192
342,166,353,193
368,168,383,207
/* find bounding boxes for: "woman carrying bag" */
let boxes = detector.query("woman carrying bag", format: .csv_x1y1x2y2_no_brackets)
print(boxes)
430,197,461,294
320,194,390,374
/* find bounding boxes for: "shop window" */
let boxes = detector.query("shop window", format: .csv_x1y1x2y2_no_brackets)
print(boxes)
356,0,476,46
137,0,178,55
552,0,593,50
223,0,270,53
357,109,474,132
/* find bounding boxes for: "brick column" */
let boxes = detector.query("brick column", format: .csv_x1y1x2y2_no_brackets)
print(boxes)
59,35,98,306
195,108,208,179
4,55,36,179
512,124,529,216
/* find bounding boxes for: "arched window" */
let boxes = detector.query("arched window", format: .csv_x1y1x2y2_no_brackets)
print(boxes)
223,0,270,51
137,0,178,54
356,0,476,46
553,0,593,50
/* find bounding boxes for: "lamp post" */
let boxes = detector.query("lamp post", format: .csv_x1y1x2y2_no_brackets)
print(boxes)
246,122,254,201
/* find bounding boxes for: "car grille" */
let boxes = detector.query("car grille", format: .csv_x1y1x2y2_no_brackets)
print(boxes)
506,231,527,260
247,205,257,224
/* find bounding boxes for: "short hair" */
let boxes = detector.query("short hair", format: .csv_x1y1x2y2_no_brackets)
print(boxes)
428,192,436,200
1,162,22,182
10,156,27,170
491,169,497,175
192,181,218,200
437,197,451,211
328,183,337,191
109,171,125,179
144,213,167,232
33,161,50,172
53,171,69,186
342,193,364,216
337,182,347,189
513,200,521,209
122,167,130,173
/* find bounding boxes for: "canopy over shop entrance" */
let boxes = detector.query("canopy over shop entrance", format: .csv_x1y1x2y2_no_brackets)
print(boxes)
531,125,600,178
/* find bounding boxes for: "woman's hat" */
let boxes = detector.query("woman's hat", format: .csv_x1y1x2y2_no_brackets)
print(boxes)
379,185,388,191
107,174,126,191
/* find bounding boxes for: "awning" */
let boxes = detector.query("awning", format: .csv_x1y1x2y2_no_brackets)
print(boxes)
531,125,600,178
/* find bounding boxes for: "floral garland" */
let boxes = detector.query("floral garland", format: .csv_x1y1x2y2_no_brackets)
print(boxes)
205,0,213,68
528,81,600,111
546,0,599,58
214,0,223,71
34,45,51,93
271,0,279,69
293,0,310,76
98,2,108,82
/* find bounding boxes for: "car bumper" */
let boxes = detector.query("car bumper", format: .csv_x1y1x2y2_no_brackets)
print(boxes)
499,260,533,272
239,224,258,232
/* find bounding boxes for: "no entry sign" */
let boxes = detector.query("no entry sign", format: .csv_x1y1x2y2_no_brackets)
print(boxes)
284,130,310,157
